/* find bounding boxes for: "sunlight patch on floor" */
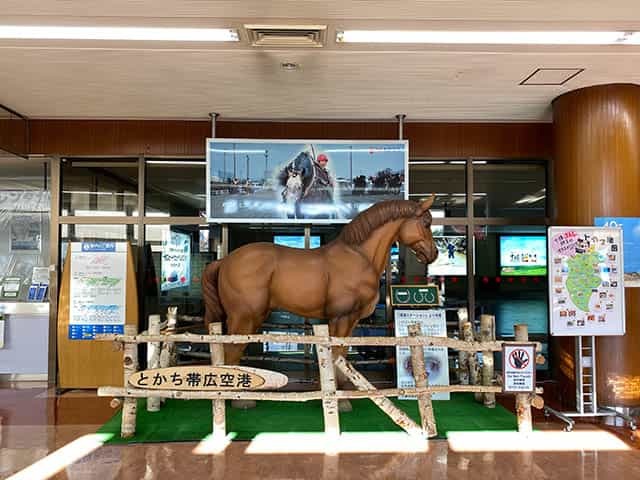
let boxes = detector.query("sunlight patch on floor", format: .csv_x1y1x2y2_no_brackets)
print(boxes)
7,433,113,480
244,432,430,454
447,430,631,452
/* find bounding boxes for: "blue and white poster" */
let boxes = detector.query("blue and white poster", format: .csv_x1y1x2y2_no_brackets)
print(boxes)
69,242,126,340
595,217,640,287
161,230,191,291
207,139,408,223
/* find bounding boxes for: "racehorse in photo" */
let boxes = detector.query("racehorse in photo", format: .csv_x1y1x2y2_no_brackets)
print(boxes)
202,196,438,409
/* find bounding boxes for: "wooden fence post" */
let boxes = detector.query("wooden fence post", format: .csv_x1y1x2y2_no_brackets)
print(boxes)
313,325,340,445
121,324,138,438
408,324,437,438
480,314,496,408
209,322,226,442
147,315,162,412
457,308,470,385
515,323,533,434
461,321,480,397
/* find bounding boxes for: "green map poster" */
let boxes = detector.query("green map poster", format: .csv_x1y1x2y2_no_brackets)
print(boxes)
548,227,625,336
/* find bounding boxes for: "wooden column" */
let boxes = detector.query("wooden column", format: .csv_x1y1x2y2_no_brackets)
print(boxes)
515,324,532,434
147,315,161,412
313,325,340,444
209,322,226,442
121,324,138,438
408,324,437,437
553,84,640,407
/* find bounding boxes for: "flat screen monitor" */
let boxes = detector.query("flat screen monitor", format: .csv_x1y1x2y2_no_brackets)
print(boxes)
274,235,321,249
499,235,547,276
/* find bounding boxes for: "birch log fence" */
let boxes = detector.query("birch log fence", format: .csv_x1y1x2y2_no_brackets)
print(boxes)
96,320,543,442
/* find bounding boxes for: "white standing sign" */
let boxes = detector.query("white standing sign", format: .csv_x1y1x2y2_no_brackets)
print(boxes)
503,344,536,393
394,309,450,400
69,242,127,340
548,227,626,336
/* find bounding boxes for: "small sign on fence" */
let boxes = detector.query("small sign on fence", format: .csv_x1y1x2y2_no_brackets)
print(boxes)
502,344,536,393
128,366,288,391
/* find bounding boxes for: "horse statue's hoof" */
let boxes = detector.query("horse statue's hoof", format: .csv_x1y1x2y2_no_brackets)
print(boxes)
231,399,257,409
338,399,353,413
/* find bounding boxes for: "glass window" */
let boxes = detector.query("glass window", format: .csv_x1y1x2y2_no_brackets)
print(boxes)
0,156,50,302
145,159,206,217
61,158,138,216
143,224,215,321
408,160,466,217
474,225,549,373
473,161,546,218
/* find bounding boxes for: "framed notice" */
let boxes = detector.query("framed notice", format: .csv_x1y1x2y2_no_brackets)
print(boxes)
502,344,536,393
548,227,625,336
394,309,450,400
69,242,127,340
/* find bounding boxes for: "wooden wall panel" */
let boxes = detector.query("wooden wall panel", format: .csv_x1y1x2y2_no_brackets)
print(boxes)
553,83,640,407
0,116,28,156
29,119,552,159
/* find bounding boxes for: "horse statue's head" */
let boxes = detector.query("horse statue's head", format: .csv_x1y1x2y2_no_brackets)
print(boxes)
398,195,438,264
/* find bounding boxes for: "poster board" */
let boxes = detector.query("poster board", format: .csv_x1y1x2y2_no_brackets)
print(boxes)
69,242,127,339
161,230,191,291
394,309,450,400
594,217,640,287
57,241,138,388
207,139,408,223
548,226,625,336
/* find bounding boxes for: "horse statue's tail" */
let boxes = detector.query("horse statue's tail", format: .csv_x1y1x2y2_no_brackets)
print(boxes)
202,260,226,328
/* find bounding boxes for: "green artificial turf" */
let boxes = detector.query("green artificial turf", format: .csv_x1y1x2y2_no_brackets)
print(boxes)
98,393,518,444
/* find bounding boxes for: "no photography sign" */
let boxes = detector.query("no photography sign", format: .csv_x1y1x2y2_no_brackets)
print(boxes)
502,344,536,393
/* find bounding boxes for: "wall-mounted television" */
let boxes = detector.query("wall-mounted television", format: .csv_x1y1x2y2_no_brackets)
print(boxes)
273,235,321,249
499,235,547,276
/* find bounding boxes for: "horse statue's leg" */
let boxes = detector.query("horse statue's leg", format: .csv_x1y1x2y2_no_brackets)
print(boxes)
225,309,270,410
329,315,359,413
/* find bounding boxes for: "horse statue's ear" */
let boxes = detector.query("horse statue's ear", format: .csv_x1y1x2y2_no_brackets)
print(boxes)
416,194,435,215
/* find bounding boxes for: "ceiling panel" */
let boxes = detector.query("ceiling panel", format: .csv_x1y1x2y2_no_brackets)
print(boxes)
1,1,640,120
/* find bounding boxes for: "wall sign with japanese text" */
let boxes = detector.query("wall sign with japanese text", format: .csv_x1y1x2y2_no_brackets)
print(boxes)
69,241,127,340
394,309,450,400
128,365,288,391
502,344,536,393
548,226,626,336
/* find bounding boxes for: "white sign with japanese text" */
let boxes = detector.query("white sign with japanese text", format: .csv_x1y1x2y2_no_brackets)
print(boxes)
502,344,536,393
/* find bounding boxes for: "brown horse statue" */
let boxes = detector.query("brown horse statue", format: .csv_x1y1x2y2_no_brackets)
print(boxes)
202,197,438,409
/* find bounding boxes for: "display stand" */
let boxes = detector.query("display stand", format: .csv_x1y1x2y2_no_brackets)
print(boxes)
544,336,637,434
57,241,138,389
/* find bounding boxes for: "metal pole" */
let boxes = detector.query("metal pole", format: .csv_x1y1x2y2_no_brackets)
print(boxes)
396,114,406,140
208,112,219,138
48,157,61,386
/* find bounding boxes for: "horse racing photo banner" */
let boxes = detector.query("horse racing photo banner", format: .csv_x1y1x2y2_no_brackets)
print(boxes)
206,139,408,223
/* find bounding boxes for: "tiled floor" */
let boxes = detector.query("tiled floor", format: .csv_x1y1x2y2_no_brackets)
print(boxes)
1,382,639,479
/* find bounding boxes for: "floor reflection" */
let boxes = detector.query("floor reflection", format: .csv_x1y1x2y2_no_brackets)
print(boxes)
1,384,639,480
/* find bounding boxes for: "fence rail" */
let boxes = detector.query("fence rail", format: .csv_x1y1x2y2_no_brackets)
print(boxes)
95,319,542,445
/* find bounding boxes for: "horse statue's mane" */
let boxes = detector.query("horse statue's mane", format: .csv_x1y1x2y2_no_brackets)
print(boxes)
338,200,420,246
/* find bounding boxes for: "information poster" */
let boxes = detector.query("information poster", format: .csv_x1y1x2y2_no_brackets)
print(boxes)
594,217,640,287
548,227,625,336
161,230,191,291
394,309,450,400
502,344,536,393
69,242,127,340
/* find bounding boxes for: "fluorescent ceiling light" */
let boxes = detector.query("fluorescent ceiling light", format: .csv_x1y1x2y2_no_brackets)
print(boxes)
337,30,640,45
0,25,239,42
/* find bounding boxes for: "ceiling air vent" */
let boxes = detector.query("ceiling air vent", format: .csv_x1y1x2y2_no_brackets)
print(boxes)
244,25,327,47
